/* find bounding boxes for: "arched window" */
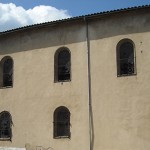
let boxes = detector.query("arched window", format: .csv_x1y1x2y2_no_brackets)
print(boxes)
54,106,70,138
117,39,136,76
0,111,12,140
1,56,13,87
54,48,71,82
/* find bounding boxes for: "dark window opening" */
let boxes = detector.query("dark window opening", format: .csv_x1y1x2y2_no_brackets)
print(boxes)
117,40,135,76
2,57,13,87
54,107,70,138
55,49,71,82
0,111,12,140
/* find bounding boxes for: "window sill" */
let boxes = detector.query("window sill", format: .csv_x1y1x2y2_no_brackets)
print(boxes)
54,80,71,83
0,138,11,141
54,136,70,139
117,73,137,77
0,86,13,89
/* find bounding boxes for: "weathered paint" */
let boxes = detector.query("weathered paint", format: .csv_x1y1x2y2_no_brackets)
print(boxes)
0,7,149,150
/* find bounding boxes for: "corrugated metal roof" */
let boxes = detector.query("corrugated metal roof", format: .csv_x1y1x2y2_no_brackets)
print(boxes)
0,5,150,35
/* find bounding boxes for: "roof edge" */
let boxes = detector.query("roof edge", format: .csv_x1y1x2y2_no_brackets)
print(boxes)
0,4,150,35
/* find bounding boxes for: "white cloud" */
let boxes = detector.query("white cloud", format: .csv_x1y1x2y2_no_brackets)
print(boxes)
0,3,71,32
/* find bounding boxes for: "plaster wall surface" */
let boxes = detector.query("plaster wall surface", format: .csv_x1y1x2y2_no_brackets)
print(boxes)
0,22,90,150
89,8,150,150
0,7,150,150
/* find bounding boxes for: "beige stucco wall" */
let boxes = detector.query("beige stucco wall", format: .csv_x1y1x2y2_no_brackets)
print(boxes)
0,21,90,150
89,8,150,150
0,7,150,150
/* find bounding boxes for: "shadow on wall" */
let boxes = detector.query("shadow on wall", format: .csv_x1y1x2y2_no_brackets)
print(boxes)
0,8,150,55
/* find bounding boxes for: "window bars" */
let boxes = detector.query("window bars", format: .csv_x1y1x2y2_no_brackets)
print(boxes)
117,40,135,76
55,49,71,82
0,112,12,140
3,58,13,87
54,107,70,138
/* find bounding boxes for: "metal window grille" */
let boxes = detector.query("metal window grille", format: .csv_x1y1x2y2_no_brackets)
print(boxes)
118,42,135,76
0,112,11,140
57,50,70,81
3,58,13,87
54,107,70,138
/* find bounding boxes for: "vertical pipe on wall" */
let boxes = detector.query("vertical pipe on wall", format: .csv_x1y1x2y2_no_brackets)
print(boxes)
84,17,94,150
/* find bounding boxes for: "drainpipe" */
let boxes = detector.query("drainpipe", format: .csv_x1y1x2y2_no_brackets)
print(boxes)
84,17,93,150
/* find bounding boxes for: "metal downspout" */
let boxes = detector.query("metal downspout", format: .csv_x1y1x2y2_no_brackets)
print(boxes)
84,17,93,150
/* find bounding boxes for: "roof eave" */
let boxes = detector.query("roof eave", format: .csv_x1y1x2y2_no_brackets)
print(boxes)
0,4,149,36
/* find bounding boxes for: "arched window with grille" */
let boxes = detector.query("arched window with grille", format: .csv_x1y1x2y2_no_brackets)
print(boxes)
1,56,13,87
0,111,12,140
117,39,136,76
54,106,70,138
54,48,71,82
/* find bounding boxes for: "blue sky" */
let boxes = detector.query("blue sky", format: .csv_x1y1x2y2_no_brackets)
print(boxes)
0,0,150,16
0,0,150,31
